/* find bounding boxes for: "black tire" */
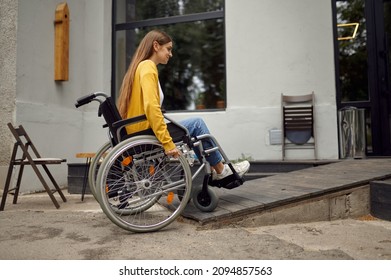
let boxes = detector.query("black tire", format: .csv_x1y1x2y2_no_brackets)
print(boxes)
192,184,218,212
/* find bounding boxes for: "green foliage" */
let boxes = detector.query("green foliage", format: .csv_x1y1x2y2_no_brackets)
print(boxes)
336,0,368,102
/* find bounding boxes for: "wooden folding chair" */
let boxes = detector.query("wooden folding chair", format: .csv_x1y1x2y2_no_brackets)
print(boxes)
0,123,67,211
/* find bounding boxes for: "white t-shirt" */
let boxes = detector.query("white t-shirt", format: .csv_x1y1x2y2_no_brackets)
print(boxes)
158,81,164,106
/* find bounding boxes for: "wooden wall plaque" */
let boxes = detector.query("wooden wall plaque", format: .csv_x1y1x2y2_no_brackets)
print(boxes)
54,3,69,81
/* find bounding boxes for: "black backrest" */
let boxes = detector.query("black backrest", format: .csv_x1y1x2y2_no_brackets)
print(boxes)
99,97,127,145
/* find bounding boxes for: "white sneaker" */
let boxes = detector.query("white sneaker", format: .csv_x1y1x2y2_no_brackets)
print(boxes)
213,160,250,181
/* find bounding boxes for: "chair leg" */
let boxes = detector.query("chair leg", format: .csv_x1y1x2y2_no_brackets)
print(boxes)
1,144,19,211
0,162,15,211
29,164,61,209
12,164,25,204
42,164,67,203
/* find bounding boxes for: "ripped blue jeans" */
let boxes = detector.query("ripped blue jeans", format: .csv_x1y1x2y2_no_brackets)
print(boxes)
179,117,223,166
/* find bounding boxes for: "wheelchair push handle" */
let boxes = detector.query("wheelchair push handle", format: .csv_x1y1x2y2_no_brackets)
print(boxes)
75,93,96,108
75,92,108,108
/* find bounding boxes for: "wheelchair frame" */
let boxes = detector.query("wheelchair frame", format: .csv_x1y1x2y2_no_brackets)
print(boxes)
75,92,244,232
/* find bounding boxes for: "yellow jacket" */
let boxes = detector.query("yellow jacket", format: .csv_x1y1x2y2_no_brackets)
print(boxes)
125,60,175,151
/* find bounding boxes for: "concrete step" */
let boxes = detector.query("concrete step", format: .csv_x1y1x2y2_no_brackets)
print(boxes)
370,179,391,221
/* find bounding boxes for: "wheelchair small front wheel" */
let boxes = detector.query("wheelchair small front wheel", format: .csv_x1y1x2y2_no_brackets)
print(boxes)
192,185,218,212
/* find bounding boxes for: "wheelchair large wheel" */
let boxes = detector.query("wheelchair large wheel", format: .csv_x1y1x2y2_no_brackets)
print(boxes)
88,141,112,202
96,135,192,233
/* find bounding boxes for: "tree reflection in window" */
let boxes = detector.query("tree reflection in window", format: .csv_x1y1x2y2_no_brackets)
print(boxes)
336,0,369,102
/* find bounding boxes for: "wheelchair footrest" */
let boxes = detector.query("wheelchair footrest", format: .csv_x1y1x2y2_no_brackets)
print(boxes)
209,174,245,189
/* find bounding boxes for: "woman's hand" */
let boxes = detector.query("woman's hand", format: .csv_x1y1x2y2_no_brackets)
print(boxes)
165,147,181,158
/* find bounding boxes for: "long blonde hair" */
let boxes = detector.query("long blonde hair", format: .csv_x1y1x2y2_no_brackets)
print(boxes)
117,30,172,119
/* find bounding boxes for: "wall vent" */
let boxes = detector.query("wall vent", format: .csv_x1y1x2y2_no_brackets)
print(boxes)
269,129,282,145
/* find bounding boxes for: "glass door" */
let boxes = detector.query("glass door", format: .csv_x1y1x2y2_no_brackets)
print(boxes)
334,0,391,156
379,0,391,154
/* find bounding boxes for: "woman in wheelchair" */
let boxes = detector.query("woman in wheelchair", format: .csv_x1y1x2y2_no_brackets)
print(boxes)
117,29,250,184
75,29,250,232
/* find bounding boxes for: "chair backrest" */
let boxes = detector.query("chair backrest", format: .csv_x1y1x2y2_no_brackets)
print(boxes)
7,123,42,159
281,92,314,144
98,97,127,145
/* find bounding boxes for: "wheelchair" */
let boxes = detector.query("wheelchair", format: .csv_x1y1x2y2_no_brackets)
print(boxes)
75,92,245,232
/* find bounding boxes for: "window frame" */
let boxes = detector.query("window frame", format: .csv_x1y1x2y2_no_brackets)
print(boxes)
111,0,226,112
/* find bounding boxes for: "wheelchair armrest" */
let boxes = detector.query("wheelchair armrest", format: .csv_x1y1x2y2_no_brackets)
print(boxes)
111,115,148,142
112,114,147,129
112,112,190,146
163,114,192,146
163,114,189,134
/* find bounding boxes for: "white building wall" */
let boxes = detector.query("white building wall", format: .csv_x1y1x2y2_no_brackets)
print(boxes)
225,0,339,160
0,0,18,188
13,0,111,192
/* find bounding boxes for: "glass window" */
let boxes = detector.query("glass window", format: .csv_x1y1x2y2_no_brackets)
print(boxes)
336,0,369,102
115,0,223,23
113,0,225,111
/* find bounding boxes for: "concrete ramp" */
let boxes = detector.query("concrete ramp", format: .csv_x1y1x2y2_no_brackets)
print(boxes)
182,158,391,225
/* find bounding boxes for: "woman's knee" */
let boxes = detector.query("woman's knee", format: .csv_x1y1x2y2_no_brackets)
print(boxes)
185,117,204,126
180,117,210,136
193,117,206,128
182,117,207,130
